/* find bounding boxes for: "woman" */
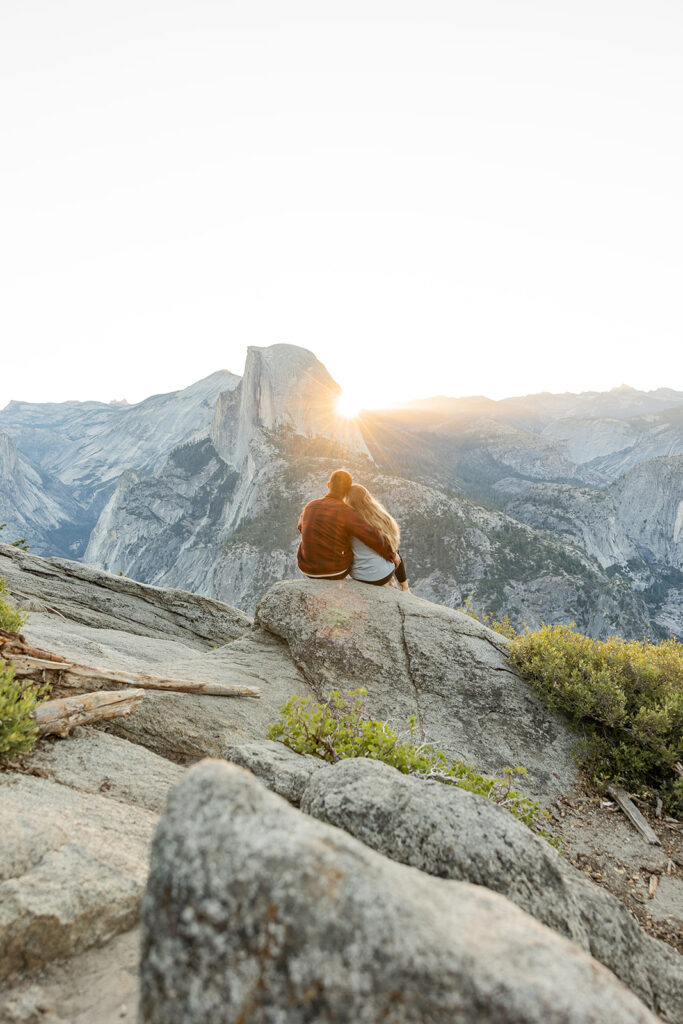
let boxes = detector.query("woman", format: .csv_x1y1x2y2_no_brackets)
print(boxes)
345,484,409,591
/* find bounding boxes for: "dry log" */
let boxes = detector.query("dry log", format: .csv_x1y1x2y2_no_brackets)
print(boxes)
1,640,68,662
34,688,145,738
606,786,662,846
9,655,260,699
0,628,68,663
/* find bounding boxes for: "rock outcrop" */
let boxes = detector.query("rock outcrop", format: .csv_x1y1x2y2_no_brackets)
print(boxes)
28,728,184,814
139,760,659,1024
0,543,251,647
1,544,315,762
107,628,311,763
0,731,181,981
256,579,579,798
1,545,679,1021
300,758,681,1021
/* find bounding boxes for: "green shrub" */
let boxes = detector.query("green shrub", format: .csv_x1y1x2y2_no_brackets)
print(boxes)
268,689,552,838
0,578,28,634
0,662,50,760
508,624,683,815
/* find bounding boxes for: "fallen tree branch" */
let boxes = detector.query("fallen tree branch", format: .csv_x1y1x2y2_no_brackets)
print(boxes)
606,785,662,846
0,629,68,663
34,688,145,737
8,654,260,699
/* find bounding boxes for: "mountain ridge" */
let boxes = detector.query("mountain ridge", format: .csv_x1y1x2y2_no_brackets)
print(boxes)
2,346,681,638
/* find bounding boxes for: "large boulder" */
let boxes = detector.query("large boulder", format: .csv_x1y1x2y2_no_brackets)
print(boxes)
139,760,658,1024
256,580,579,797
0,731,182,980
300,757,681,1022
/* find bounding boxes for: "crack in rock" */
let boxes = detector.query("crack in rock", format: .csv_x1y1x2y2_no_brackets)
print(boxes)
397,601,425,742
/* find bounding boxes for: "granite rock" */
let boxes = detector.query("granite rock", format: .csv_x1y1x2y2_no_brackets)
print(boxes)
139,760,659,1024
300,757,681,1021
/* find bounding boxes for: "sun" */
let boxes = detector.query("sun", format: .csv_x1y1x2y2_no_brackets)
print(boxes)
336,392,362,419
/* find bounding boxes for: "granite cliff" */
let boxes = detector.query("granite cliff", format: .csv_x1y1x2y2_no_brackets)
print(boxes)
0,370,239,556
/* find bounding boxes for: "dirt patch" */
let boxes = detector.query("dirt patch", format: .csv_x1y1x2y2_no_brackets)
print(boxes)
547,779,683,953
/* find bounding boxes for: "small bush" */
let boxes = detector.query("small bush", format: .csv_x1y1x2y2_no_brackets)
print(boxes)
0,662,50,760
268,689,551,837
0,578,28,634
508,624,683,815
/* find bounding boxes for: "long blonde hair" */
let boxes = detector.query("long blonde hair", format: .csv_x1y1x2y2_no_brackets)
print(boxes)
346,484,400,551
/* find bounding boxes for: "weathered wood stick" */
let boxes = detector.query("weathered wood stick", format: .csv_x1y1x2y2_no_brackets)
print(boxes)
0,639,68,663
606,785,662,846
33,688,145,738
0,628,69,663
9,655,260,699
648,874,659,899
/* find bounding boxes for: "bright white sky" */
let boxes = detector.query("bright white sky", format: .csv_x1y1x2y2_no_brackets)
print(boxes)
2,1,682,409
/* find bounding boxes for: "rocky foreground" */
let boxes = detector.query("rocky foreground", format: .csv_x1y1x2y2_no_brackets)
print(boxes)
0,543,681,1023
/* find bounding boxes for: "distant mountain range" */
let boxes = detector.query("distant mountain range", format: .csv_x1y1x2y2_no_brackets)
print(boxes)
1,347,681,640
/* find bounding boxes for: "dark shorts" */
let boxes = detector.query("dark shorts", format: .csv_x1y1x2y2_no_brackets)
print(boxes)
304,568,349,581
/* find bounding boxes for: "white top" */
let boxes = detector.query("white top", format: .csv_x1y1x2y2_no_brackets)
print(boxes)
350,537,395,582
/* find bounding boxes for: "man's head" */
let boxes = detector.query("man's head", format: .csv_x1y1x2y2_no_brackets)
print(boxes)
327,469,352,500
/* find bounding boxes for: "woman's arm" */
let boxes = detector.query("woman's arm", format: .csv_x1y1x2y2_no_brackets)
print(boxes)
343,507,395,560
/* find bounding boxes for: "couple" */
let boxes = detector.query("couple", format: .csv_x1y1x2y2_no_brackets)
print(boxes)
297,470,409,591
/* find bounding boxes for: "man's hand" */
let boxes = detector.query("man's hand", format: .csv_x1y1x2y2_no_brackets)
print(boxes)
392,553,401,567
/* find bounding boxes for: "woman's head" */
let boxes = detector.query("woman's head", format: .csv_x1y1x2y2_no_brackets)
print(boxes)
328,469,353,500
346,484,400,551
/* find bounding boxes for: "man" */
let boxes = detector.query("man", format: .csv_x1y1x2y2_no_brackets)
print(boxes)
297,469,399,580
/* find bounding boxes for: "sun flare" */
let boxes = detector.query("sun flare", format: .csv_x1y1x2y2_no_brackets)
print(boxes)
336,392,362,419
